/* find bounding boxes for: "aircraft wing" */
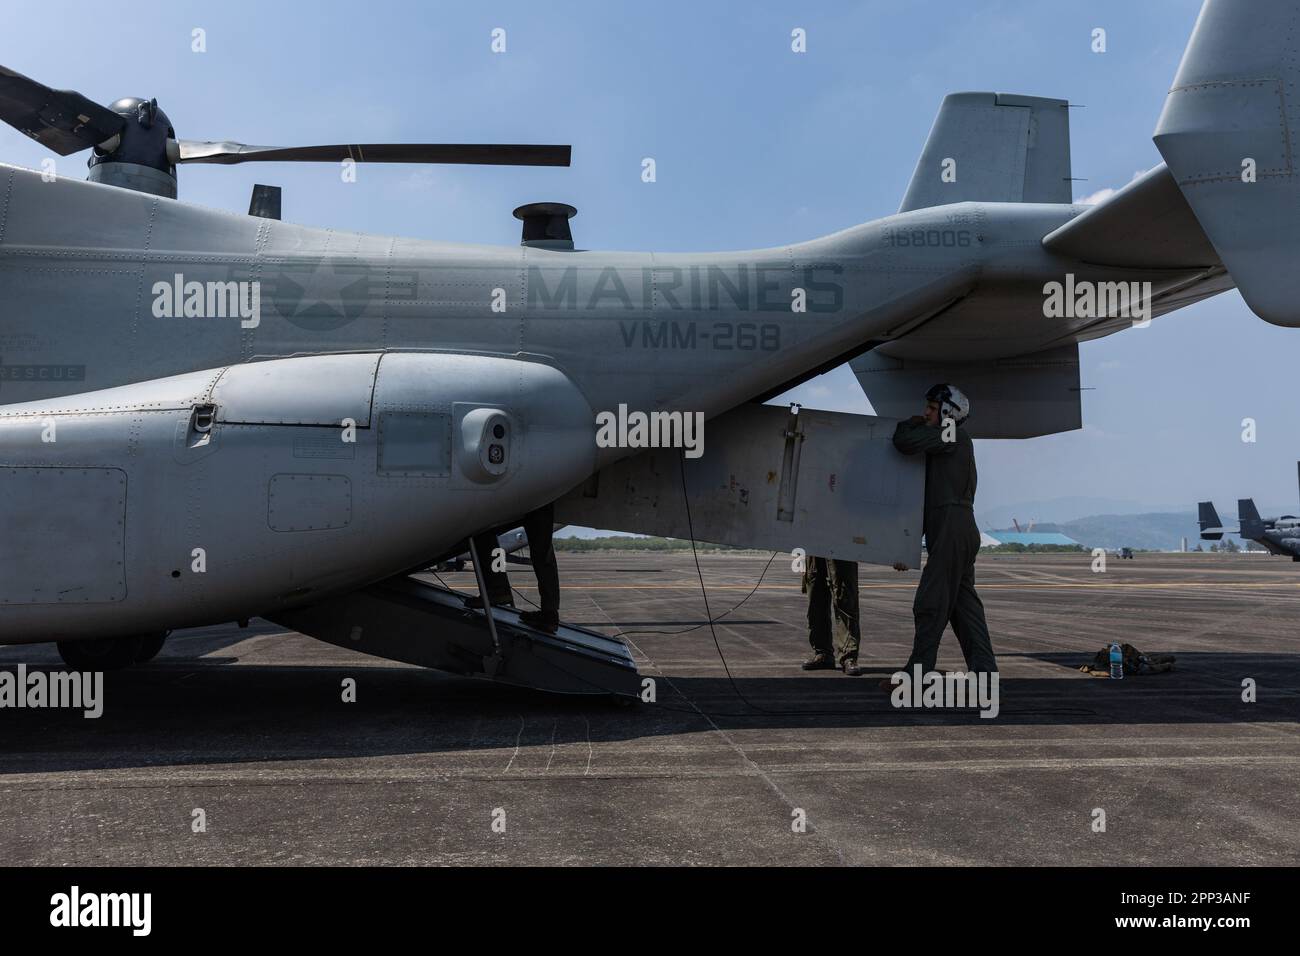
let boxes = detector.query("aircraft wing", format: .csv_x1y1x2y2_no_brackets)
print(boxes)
556,404,925,569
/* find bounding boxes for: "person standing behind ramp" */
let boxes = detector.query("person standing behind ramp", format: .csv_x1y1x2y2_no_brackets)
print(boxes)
465,502,561,633
801,556,863,675
887,384,998,680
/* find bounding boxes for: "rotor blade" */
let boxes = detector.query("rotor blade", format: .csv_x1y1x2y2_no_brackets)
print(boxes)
0,64,125,155
176,141,571,167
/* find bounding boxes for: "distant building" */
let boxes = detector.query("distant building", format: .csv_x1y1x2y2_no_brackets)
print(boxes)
982,531,1081,547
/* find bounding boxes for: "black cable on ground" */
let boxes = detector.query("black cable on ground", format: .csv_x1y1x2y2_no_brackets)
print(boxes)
428,487,1094,719
675,450,1095,719
622,549,780,636
451,544,781,635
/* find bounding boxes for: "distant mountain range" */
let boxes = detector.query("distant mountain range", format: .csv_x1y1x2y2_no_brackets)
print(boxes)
977,496,1162,528
562,516,1219,551
986,514,1187,551
556,498,1292,551
977,495,1294,550
986,512,1268,552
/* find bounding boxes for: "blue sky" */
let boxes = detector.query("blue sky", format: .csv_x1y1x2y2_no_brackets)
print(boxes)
3,0,1296,517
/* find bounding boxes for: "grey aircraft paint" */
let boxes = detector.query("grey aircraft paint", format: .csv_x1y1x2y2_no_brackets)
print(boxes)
0,0,1295,691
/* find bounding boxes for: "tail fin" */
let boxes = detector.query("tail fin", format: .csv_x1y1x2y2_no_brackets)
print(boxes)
899,92,1072,213
1198,501,1224,539
1154,0,1300,327
1238,498,1265,540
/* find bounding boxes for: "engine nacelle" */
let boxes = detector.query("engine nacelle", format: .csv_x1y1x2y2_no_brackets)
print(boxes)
0,352,595,643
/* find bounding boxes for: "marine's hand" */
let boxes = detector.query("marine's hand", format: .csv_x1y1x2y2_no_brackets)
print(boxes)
892,562,909,572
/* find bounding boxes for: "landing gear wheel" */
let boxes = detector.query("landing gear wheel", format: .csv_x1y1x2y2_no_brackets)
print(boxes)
56,635,144,670
133,631,170,663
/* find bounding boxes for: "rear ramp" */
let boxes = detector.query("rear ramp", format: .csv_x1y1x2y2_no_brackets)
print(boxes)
269,575,641,698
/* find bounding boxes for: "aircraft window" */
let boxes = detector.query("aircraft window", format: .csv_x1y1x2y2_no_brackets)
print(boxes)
378,412,452,475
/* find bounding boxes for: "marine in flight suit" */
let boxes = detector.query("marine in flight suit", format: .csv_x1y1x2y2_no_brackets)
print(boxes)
891,384,998,675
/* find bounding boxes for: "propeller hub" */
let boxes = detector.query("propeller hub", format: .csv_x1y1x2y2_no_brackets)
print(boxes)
88,97,176,175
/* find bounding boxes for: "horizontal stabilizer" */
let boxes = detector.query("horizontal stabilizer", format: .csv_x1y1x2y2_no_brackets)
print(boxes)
900,92,1071,212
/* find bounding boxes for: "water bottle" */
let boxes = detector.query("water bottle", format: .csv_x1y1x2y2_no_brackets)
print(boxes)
1109,641,1124,680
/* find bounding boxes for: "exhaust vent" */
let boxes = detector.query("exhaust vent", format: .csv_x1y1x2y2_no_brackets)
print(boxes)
513,202,576,250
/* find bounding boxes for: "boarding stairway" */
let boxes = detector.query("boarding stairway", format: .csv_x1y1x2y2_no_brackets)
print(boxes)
269,573,641,698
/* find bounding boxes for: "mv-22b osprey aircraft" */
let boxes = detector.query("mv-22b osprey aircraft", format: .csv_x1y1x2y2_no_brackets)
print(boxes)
1199,464,1300,560
0,0,1296,696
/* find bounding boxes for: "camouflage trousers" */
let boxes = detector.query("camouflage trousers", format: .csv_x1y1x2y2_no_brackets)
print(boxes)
803,557,861,664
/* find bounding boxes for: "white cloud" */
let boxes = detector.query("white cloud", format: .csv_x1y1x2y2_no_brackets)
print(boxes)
1076,187,1118,206
1075,169,1153,206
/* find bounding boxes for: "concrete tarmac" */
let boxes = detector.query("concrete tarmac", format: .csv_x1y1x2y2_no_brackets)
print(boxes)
1,552,1297,865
